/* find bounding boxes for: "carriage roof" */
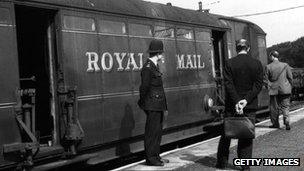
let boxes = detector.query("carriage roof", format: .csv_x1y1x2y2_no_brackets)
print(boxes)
13,0,228,29
213,14,266,35
12,0,265,34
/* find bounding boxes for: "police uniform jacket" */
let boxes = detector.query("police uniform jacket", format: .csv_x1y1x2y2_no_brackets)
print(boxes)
138,59,167,111
224,53,263,113
265,60,293,95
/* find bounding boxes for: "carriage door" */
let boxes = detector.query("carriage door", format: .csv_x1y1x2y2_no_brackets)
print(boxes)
211,30,226,104
0,2,23,162
15,5,58,145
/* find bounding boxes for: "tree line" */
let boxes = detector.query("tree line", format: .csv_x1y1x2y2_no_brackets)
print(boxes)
267,36,304,68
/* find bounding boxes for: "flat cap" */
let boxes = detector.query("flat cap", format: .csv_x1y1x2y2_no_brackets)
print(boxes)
269,50,279,58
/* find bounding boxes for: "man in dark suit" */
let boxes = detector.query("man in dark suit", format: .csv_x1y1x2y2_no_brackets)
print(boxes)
138,39,169,166
216,39,263,170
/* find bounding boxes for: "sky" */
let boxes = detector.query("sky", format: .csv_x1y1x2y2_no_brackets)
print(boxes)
147,0,304,47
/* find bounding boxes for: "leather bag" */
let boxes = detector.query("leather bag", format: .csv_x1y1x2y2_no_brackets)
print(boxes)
278,80,292,94
224,116,255,139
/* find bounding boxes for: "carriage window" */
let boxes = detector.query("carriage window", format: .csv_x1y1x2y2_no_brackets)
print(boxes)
258,37,266,47
129,23,152,37
195,31,211,41
226,31,232,43
234,23,248,41
154,26,174,38
0,8,11,24
63,16,96,31
99,20,126,35
176,28,194,40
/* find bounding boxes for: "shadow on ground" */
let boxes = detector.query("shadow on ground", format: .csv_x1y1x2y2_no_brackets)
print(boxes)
177,154,241,170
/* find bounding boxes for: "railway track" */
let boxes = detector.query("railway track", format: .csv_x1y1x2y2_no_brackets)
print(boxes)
59,101,304,171
256,100,304,122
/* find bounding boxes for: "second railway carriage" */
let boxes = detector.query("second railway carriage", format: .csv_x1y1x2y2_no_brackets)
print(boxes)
292,68,304,100
0,0,268,169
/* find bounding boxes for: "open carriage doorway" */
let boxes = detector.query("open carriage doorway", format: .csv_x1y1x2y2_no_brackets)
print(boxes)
15,5,57,144
212,30,226,104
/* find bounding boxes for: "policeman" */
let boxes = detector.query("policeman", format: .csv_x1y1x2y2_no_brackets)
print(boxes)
138,39,169,166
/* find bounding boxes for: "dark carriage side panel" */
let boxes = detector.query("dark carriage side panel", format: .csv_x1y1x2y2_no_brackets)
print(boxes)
176,27,198,86
0,2,21,165
0,6,19,104
255,34,269,108
98,19,132,94
0,108,20,166
173,27,204,126
153,24,181,129
61,15,101,95
195,29,214,84
77,100,103,146
61,13,104,146
155,26,179,88
128,21,153,138
99,18,139,144
233,21,250,42
195,28,216,118
223,20,250,59
249,25,259,60
226,30,236,58
220,20,237,58
256,35,267,66
248,24,269,109
129,21,153,91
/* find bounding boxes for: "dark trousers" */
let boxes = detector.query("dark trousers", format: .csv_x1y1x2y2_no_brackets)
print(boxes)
217,111,255,169
217,137,253,168
270,94,290,127
144,110,163,162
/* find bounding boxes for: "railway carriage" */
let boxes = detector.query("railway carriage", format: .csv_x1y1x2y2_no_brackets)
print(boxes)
0,0,268,169
292,68,304,100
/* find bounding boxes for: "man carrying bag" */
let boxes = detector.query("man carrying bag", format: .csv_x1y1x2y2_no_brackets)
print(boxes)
216,39,263,170
265,50,293,130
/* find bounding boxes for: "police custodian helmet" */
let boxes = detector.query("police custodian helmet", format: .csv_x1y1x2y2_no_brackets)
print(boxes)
269,50,279,58
147,39,164,53
236,39,249,48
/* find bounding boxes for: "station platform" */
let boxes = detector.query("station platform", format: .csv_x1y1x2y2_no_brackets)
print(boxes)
114,107,304,170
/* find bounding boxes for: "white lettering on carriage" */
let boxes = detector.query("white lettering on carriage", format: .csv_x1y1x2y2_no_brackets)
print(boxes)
176,54,205,70
192,55,197,68
186,55,194,69
197,55,205,69
138,53,143,70
177,54,185,69
101,52,113,72
114,52,126,71
86,52,144,72
87,52,204,72
86,52,101,72
125,53,138,71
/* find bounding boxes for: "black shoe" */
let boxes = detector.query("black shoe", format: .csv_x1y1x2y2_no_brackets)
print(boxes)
157,156,169,163
215,163,226,169
269,125,280,128
146,160,164,166
160,158,169,163
286,124,291,130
